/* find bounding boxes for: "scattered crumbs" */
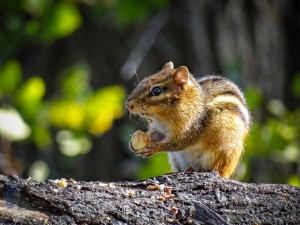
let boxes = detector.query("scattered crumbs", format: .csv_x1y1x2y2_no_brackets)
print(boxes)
108,183,116,188
142,181,147,185
157,192,175,200
49,178,69,188
51,179,60,184
187,218,193,223
99,182,106,187
164,186,173,194
67,178,77,183
157,196,166,201
157,184,165,191
147,183,176,201
51,188,59,193
171,207,178,214
58,179,68,188
146,184,165,191
105,217,111,221
146,184,174,194
127,190,135,196
146,185,156,190
166,218,178,223
133,200,140,205
164,193,175,198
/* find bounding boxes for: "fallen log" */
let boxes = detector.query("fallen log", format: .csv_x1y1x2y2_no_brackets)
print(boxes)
0,172,299,224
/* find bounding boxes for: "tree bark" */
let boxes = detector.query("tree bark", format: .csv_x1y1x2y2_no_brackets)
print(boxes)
0,172,298,224
184,0,287,101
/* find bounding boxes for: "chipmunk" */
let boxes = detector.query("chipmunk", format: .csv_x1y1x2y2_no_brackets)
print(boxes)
126,62,250,178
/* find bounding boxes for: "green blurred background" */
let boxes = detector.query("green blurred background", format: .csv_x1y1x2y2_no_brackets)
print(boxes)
0,0,299,186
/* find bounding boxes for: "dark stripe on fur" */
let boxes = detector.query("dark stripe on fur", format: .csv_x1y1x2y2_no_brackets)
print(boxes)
217,102,249,127
222,90,247,106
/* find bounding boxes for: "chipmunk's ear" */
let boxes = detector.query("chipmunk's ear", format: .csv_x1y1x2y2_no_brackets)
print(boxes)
162,61,174,70
174,66,189,85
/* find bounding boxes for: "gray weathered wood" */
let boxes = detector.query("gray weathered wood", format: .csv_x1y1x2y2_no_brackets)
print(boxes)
0,172,299,224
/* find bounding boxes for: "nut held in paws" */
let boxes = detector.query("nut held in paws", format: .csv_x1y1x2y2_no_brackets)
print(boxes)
131,131,151,150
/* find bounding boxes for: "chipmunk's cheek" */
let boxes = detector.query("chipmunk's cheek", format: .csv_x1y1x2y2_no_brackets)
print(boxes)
149,108,157,115
150,105,164,115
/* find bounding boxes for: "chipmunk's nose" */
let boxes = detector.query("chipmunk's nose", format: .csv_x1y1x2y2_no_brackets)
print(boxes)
125,100,134,111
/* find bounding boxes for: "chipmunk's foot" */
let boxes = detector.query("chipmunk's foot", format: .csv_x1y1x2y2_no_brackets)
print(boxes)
184,167,195,172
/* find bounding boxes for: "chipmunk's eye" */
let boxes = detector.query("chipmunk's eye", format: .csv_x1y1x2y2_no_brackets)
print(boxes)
150,86,162,96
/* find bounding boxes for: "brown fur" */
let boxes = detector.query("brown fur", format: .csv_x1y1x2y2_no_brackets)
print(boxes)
126,62,251,178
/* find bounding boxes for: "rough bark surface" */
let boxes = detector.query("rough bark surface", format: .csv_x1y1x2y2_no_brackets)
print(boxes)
0,172,299,224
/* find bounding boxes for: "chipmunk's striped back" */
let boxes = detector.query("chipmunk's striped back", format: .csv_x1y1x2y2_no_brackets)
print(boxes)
199,76,251,129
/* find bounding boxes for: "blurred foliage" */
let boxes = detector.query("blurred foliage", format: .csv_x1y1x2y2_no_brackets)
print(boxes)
0,0,82,60
291,73,300,98
244,86,263,111
0,59,22,95
50,63,125,135
0,108,31,141
137,153,170,180
243,97,300,186
0,59,125,180
113,0,170,25
0,0,171,180
0,59,125,146
0,0,170,58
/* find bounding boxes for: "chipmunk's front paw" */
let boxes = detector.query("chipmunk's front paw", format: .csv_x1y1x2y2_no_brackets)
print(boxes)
135,144,160,158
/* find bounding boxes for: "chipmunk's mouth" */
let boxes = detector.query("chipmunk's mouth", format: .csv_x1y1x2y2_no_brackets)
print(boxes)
125,101,154,118
141,112,151,116
141,113,154,123
140,112,154,119
128,109,153,118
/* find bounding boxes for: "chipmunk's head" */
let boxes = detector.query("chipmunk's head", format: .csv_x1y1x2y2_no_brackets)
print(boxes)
126,62,198,121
